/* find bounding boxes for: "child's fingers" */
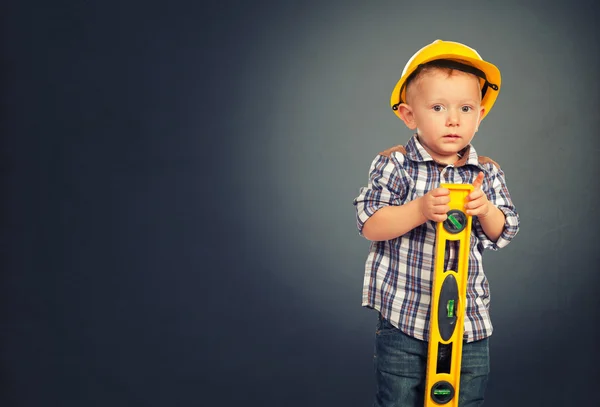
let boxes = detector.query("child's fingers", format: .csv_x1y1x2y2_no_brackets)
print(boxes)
468,188,484,201
465,195,483,209
431,187,450,197
434,204,450,214
465,198,483,214
472,172,484,190
433,195,451,205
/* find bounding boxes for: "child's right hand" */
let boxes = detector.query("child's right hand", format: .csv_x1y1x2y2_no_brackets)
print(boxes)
419,187,450,222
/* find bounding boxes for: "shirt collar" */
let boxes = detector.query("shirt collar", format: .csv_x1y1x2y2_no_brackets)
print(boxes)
405,134,481,168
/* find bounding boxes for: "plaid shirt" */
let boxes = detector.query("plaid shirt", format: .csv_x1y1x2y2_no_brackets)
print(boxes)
353,134,519,342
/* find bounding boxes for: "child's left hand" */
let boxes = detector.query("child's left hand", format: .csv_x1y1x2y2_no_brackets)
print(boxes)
465,172,491,218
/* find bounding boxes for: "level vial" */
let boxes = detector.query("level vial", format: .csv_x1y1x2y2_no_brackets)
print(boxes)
447,300,455,317
448,214,462,229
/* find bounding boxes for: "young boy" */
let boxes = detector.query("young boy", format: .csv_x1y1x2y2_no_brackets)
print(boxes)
353,40,520,406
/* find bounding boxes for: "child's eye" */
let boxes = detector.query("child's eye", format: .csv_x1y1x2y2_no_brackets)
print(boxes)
461,106,473,113
432,105,444,112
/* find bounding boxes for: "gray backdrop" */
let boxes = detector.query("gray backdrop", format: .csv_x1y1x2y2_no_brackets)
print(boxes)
2,0,599,406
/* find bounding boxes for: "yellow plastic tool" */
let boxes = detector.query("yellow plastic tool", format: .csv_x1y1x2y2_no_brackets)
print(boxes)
424,183,474,406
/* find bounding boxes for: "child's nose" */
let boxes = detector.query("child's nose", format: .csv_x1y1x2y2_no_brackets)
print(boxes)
446,110,460,126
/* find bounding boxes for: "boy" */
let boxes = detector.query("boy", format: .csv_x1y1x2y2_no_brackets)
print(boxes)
353,40,520,406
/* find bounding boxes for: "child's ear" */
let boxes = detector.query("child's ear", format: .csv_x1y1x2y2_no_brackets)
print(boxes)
397,103,417,129
475,106,486,131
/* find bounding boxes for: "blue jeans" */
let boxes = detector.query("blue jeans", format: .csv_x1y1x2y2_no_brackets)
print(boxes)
373,313,489,407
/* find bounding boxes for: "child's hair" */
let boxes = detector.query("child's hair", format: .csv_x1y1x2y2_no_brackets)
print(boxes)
404,60,480,103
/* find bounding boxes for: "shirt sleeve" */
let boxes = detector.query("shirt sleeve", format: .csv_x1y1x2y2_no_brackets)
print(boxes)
353,153,406,236
473,165,520,250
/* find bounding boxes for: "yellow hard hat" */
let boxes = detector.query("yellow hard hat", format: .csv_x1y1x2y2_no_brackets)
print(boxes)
390,39,501,120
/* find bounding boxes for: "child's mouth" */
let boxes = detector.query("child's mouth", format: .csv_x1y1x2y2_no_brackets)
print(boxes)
443,134,460,140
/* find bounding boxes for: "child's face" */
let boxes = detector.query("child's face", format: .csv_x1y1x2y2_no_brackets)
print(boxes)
398,69,485,164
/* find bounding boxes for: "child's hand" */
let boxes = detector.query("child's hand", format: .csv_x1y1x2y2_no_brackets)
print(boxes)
465,172,491,218
419,187,450,222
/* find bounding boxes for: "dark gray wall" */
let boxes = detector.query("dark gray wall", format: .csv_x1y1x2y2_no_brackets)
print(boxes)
2,0,599,406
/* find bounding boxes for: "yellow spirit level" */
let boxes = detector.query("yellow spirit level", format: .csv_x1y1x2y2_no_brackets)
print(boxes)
424,183,474,406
